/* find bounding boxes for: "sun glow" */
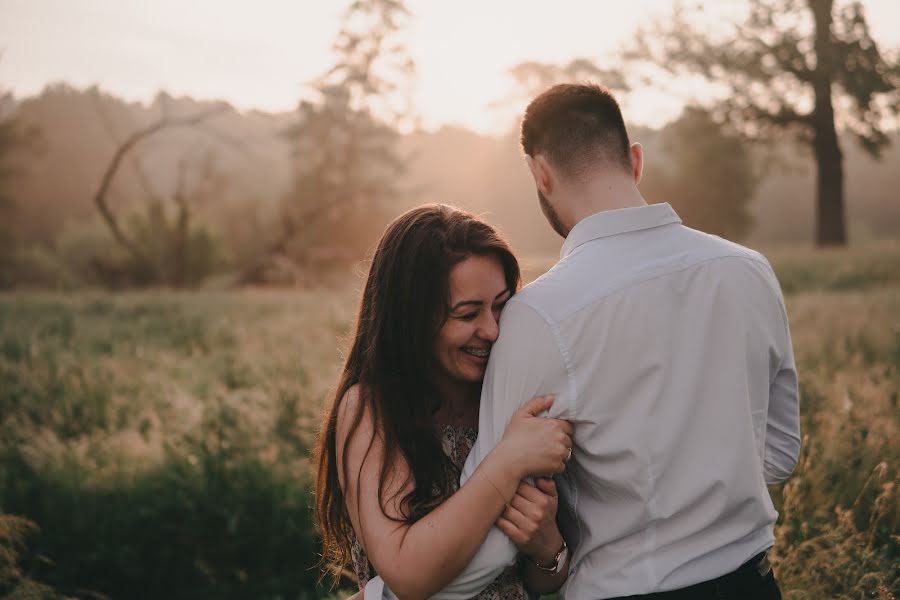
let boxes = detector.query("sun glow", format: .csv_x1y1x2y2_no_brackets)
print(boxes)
1,0,899,134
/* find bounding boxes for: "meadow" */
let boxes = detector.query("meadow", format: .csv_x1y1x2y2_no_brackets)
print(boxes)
1,242,898,600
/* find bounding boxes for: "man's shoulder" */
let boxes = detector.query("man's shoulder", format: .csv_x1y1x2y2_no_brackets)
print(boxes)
509,260,579,324
696,233,784,291
680,226,770,265
514,228,777,322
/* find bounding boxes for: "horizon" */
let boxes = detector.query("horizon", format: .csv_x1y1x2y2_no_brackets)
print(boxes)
3,0,900,135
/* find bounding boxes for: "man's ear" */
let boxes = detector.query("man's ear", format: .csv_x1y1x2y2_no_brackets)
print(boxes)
525,154,553,195
630,143,644,185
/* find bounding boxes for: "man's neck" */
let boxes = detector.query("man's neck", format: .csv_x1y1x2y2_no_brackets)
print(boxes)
563,175,648,229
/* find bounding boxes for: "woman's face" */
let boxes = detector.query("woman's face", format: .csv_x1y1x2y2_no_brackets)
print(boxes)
433,254,512,385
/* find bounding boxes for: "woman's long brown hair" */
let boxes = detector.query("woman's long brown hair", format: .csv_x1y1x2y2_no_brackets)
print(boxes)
313,204,520,583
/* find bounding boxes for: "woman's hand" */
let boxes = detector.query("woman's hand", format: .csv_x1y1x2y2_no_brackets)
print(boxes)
497,395,573,479
497,478,565,564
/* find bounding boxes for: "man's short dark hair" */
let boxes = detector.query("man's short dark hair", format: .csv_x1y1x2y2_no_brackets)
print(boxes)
520,83,632,177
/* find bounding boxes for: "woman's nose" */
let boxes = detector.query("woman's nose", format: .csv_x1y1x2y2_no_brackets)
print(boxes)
476,310,499,342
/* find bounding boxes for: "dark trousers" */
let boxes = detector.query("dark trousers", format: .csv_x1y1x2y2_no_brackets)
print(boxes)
607,553,782,600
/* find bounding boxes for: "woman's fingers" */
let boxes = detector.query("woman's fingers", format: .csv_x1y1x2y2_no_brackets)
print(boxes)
514,481,553,506
513,400,574,477
497,516,526,546
503,502,538,536
521,394,554,417
513,481,542,502
546,419,572,453
510,484,557,520
535,477,557,497
510,494,543,521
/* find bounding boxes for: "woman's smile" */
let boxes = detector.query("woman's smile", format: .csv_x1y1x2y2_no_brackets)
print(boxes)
434,254,510,385
462,345,490,360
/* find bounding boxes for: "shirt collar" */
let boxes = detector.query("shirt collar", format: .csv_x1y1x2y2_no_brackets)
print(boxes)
560,202,682,259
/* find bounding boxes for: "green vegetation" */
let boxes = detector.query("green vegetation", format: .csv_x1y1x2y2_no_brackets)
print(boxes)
769,241,900,295
1,245,898,599
0,290,356,599
773,284,899,598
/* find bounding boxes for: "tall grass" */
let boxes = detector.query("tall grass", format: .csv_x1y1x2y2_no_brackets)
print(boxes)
773,287,899,599
1,244,898,599
0,290,356,599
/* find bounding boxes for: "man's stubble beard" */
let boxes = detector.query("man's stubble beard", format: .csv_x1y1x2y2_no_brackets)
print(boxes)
538,189,569,238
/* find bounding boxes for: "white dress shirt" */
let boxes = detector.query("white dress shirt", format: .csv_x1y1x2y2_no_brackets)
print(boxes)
366,203,800,599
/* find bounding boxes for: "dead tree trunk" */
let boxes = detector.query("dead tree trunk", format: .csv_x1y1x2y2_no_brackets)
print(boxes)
91,106,226,281
172,159,190,287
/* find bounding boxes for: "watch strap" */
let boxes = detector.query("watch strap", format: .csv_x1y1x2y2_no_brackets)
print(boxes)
529,540,567,574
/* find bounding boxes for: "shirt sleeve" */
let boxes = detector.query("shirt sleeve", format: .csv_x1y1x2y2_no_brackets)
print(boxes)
463,300,577,479
763,274,801,485
426,300,573,599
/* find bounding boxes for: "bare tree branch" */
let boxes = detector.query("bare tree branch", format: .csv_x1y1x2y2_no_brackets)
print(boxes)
91,105,228,276
90,91,166,205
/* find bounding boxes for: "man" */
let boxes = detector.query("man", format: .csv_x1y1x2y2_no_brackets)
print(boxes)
366,83,799,600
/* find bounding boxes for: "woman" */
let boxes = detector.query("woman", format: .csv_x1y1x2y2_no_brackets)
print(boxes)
315,205,573,600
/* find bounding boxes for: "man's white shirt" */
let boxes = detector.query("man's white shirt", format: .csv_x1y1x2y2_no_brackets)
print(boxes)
368,202,800,599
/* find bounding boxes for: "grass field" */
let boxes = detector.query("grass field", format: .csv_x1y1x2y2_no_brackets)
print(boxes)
1,242,898,599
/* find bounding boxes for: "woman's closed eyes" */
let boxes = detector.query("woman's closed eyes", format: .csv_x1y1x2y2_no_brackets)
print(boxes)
451,289,512,321
456,300,508,321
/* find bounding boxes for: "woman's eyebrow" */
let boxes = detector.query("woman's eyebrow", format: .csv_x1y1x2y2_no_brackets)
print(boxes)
450,299,483,311
450,289,512,311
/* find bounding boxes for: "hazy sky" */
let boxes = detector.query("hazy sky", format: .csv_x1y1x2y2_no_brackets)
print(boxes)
2,0,899,133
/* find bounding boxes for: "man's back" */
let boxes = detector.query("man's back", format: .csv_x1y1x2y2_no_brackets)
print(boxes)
480,203,800,597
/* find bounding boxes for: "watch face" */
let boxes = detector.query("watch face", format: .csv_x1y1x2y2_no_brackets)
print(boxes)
554,546,569,575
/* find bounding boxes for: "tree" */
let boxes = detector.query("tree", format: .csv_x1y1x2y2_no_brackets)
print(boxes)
642,107,759,240
243,0,415,283
0,93,19,288
509,59,627,97
87,94,239,287
630,0,900,246
89,103,227,284
0,83,40,289
491,58,628,126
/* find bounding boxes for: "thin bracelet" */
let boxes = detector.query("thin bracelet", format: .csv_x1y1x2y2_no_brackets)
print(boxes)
479,469,511,507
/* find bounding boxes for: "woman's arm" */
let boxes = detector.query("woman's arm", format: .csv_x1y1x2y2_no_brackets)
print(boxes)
338,386,572,600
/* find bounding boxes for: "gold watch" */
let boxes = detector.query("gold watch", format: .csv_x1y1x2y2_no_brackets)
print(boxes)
529,540,568,575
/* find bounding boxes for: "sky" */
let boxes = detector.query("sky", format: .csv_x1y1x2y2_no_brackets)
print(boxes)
2,0,899,134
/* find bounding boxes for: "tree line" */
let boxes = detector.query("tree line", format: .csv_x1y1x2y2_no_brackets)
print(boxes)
1,0,897,290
